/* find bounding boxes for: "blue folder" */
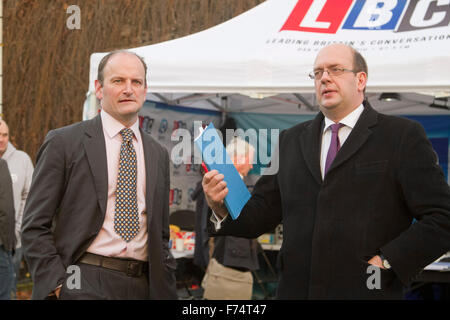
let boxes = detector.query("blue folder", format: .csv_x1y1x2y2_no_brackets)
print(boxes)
194,122,251,220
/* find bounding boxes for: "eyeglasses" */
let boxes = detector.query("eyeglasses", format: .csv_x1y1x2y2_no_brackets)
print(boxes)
308,67,357,80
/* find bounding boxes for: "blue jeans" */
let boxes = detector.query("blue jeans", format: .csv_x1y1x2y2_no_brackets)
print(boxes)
0,245,14,300
12,247,23,298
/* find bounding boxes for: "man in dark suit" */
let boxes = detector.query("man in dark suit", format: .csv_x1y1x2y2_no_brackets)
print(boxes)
0,158,16,299
202,44,450,299
191,174,211,271
22,51,177,300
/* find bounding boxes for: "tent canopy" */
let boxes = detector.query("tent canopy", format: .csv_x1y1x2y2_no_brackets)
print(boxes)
86,0,450,118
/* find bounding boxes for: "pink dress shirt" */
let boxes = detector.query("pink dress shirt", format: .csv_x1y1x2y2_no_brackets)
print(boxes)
86,110,148,261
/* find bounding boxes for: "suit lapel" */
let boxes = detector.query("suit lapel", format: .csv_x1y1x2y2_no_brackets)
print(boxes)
141,128,159,224
299,112,324,185
83,115,108,217
326,101,378,175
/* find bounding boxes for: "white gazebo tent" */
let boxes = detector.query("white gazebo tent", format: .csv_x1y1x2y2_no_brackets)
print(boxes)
85,0,450,119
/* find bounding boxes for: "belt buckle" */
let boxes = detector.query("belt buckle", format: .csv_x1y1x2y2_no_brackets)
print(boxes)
127,261,141,277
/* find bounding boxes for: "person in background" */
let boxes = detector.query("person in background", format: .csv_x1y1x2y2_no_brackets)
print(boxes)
0,158,16,299
203,137,259,300
191,164,211,271
202,44,450,299
213,137,259,272
192,118,239,273
0,120,34,298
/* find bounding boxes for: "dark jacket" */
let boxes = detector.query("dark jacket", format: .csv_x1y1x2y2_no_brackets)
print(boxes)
191,181,210,269
0,158,16,251
193,179,259,272
210,102,450,299
213,235,259,271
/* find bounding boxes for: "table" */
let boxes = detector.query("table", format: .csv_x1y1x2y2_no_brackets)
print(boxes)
413,262,450,284
171,249,194,259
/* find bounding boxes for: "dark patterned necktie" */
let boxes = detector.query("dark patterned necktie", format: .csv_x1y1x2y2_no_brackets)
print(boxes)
114,128,139,242
324,123,345,176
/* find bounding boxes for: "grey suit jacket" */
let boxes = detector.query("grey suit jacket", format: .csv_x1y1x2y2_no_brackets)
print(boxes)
0,158,16,251
22,115,177,300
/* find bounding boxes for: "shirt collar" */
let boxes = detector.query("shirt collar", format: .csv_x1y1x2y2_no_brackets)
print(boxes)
323,104,364,132
100,109,141,142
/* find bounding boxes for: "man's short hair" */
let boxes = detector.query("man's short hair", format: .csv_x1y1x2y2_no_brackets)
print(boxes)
0,119,9,132
352,49,368,77
350,46,368,94
226,137,255,159
97,50,148,86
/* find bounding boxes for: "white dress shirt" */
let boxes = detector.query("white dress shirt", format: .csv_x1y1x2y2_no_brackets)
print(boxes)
320,104,364,179
86,110,148,261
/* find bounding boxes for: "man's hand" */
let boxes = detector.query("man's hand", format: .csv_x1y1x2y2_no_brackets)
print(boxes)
368,255,384,269
54,286,61,298
202,170,229,218
47,286,61,299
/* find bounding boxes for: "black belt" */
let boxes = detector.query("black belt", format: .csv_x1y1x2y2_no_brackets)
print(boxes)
79,253,148,278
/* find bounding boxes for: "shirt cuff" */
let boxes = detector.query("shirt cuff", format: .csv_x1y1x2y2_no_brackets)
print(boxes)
210,210,228,231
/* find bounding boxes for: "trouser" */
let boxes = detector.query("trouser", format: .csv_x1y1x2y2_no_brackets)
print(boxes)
57,262,149,300
12,246,23,298
0,245,14,300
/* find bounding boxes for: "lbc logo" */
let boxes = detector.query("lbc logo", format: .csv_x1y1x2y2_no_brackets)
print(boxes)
281,0,450,34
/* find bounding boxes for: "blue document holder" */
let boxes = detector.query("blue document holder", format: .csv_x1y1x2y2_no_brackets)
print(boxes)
194,122,251,220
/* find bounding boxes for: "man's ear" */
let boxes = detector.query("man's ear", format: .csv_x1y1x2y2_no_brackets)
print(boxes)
357,72,367,93
95,80,103,100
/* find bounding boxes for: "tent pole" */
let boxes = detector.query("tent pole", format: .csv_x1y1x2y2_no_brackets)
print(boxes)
205,98,224,112
220,96,228,126
294,94,316,111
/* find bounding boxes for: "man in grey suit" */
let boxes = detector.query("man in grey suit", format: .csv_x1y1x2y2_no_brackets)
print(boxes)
0,158,16,299
202,44,450,299
22,51,177,300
